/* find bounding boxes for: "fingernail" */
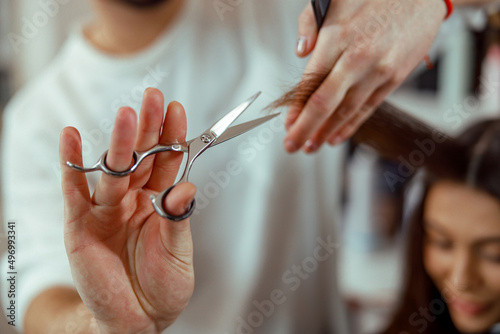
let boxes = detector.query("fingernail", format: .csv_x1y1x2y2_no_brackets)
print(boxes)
296,36,307,55
304,139,318,153
285,139,298,152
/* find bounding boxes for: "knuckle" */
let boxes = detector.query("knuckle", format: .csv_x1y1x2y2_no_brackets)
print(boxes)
339,27,351,42
309,92,332,117
341,98,359,112
345,46,373,67
375,61,396,78
337,107,352,121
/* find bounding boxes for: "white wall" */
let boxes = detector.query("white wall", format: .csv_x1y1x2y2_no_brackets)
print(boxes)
1,2,92,332
7,0,92,91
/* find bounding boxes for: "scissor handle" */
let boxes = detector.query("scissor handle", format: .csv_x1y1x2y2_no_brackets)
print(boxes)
66,144,187,177
150,185,196,222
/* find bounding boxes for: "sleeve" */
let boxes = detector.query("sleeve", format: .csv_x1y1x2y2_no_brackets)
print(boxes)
0,92,75,333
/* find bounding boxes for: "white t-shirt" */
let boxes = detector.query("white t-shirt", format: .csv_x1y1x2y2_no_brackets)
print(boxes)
1,1,348,333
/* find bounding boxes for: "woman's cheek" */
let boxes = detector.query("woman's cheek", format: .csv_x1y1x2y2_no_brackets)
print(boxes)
423,245,450,287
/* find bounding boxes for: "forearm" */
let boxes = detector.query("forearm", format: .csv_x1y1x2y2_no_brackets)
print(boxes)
25,286,99,334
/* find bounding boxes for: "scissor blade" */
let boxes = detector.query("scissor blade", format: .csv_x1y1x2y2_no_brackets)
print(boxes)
212,113,281,146
209,92,261,138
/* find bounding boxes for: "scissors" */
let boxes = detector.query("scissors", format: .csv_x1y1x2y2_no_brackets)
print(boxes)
67,92,280,221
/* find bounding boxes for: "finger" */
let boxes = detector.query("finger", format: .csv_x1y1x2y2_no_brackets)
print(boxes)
327,81,396,145
286,34,387,153
59,127,91,223
130,88,165,189
284,26,359,151
285,25,344,133
283,68,350,153
304,74,387,153
146,101,187,191
93,107,137,206
296,3,319,57
302,89,366,153
159,183,197,264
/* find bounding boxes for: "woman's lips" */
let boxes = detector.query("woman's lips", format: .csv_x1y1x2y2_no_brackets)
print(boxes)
450,299,491,316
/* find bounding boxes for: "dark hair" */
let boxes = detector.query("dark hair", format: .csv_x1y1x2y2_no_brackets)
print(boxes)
382,118,500,334
268,75,500,333
382,182,459,334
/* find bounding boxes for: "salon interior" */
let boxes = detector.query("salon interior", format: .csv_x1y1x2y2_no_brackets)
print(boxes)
1,1,500,333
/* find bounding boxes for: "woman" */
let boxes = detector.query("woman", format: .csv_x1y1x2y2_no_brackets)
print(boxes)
381,119,500,334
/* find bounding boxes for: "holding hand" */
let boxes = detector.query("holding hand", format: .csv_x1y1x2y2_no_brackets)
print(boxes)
285,0,447,153
59,88,196,334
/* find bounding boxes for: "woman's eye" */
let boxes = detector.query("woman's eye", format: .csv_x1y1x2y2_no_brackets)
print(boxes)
482,255,500,263
434,240,452,249
425,236,452,249
478,245,500,263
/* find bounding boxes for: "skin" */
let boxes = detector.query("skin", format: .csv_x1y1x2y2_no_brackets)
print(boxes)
27,89,197,334
424,181,500,333
85,0,184,54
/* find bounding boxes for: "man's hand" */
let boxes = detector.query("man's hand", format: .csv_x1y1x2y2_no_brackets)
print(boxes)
284,0,447,153
59,88,196,334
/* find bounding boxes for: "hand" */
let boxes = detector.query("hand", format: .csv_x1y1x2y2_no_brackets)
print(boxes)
284,0,447,153
59,88,196,334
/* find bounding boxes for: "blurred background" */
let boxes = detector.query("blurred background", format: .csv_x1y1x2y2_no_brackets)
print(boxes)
0,1,499,333
0,1,91,333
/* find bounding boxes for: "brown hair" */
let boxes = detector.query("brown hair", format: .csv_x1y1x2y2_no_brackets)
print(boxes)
267,72,499,196
268,74,500,333
382,119,500,334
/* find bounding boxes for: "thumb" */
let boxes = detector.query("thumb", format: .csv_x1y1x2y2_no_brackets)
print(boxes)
159,182,197,263
164,183,197,219
296,3,319,57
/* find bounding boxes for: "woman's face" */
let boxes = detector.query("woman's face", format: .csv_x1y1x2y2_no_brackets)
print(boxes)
424,181,500,333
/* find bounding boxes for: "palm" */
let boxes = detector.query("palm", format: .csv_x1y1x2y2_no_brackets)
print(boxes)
60,89,196,334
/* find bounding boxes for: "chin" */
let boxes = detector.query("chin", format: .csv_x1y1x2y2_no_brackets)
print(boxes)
450,314,495,333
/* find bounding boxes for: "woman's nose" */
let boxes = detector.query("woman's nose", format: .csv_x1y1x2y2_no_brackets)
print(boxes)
448,251,479,291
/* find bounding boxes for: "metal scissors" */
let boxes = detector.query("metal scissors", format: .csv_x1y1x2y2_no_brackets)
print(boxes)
67,92,280,221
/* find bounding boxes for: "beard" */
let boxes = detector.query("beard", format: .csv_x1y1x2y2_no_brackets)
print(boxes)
113,0,171,8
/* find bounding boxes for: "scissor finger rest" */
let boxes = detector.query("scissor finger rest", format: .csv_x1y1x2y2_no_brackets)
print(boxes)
66,143,188,177
66,150,139,177
150,185,196,221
